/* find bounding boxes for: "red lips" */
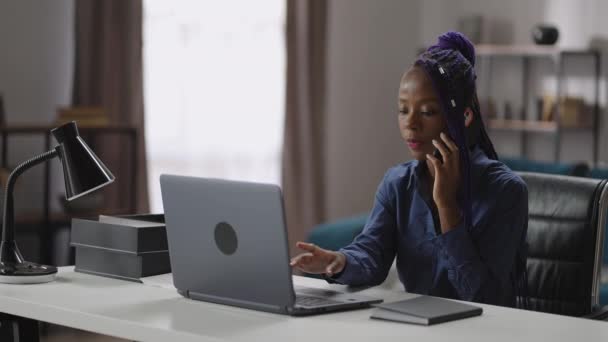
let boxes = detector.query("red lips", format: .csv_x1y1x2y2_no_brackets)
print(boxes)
406,139,424,150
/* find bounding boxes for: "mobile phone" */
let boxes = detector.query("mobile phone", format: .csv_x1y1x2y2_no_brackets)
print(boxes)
433,148,443,163
433,134,450,163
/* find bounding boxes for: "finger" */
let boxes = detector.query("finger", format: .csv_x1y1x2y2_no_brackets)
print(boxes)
289,256,298,266
426,153,441,172
296,241,319,254
325,257,341,276
440,132,459,153
290,253,313,266
432,138,451,161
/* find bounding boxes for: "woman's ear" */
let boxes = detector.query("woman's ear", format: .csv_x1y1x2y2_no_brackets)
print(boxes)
464,107,474,127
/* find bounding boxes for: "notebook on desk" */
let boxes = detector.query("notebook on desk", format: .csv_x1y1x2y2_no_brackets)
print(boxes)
371,296,482,325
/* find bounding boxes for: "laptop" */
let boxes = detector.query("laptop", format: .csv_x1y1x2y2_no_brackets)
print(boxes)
160,174,383,315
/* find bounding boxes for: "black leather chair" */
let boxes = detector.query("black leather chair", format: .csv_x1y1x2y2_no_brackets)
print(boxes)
518,172,608,319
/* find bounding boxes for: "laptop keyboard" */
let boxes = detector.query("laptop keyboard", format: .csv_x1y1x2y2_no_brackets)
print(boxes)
295,295,342,307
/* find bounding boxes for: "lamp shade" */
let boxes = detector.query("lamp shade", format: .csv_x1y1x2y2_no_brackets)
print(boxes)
51,121,115,201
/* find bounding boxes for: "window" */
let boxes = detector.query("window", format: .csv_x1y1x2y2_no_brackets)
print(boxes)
144,0,285,212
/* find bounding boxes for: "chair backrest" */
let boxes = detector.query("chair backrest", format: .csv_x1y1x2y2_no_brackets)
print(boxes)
503,157,589,177
518,172,608,316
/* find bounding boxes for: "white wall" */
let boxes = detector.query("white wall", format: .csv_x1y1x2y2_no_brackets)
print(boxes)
324,0,421,221
0,0,74,214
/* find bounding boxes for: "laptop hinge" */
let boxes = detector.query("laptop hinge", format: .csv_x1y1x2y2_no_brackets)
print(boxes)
187,290,290,315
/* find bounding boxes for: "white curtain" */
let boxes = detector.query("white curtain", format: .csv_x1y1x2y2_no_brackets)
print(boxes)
143,0,285,212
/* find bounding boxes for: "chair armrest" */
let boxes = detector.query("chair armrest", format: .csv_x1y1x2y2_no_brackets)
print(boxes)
583,305,608,320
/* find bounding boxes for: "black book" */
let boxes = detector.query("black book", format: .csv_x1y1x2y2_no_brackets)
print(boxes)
371,296,482,325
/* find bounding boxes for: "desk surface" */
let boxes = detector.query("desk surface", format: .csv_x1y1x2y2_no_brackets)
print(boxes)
0,267,606,342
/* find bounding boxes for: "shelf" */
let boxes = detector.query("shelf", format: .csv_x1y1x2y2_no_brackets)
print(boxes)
478,44,600,163
488,119,556,132
476,44,596,57
0,123,136,134
487,119,593,133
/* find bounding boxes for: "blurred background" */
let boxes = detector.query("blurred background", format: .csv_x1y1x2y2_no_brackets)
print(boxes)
1,0,608,339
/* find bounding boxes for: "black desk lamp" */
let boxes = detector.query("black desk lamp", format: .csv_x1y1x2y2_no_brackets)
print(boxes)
0,121,114,284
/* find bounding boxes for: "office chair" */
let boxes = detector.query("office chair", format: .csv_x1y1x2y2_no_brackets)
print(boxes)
518,172,608,319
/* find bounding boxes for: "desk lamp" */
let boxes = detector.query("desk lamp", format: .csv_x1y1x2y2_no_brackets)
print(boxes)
0,121,114,284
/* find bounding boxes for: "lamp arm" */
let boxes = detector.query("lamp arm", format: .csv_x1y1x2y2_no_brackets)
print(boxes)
1,149,58,244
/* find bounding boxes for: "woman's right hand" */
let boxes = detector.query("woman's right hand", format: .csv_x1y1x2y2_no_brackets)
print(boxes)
289,242,346,276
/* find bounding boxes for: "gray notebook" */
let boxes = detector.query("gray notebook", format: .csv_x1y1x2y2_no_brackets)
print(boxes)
371,296,482,325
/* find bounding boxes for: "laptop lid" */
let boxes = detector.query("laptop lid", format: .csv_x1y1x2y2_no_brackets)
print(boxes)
160,174,296,313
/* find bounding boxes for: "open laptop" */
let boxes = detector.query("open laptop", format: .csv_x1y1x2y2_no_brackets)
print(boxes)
160,174,383,315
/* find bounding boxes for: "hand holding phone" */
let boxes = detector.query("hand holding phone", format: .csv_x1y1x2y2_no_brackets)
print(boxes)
427,132,461,208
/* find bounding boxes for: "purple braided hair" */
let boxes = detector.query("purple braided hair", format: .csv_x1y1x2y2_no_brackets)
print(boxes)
414,31,498,231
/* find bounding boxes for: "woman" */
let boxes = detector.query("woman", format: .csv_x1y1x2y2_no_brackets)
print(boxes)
290,31,528,308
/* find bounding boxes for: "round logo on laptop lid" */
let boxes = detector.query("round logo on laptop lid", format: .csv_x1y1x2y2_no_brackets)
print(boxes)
214,222,238,255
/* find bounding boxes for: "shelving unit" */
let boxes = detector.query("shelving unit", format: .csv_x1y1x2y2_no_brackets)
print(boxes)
476,44,600,164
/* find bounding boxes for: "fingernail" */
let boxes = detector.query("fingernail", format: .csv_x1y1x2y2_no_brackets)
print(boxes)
432,139,437,144
426,154,431,159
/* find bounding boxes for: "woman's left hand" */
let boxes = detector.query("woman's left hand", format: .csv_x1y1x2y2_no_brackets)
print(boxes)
426,132,463,232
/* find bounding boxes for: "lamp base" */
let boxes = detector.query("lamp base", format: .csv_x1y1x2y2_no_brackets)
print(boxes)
0,261,57,284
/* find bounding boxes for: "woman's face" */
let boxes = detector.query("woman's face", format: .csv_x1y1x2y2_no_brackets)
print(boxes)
398,67,447,161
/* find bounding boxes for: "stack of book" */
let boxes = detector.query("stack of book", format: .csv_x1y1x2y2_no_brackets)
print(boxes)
71,214,170,282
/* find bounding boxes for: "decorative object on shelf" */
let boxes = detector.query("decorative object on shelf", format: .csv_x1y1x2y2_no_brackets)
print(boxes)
532,25,559,45
503,102,513,120
535,97,544,121
0,121,114,284
541,94,555,121
56,106,108,127
541,95,591,127
479,96,497,120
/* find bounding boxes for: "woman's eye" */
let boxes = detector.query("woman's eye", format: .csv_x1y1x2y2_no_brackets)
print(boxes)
399,108,409,115
421,110,436,116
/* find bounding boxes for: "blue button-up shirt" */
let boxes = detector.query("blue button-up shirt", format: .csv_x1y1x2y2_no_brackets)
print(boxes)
333,147,528,307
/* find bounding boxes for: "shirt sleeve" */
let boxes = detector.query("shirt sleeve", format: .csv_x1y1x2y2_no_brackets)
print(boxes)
328,175,399,286
434,178,528,303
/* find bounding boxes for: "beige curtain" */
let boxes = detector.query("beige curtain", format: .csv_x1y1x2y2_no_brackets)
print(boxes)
72,0,149,213
282,0,328,256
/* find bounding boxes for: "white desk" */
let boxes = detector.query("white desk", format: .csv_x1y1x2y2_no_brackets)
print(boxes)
0,267,606,342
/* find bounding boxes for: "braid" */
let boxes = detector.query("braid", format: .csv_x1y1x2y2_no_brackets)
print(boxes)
471,92,499,160
414,31,499,234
